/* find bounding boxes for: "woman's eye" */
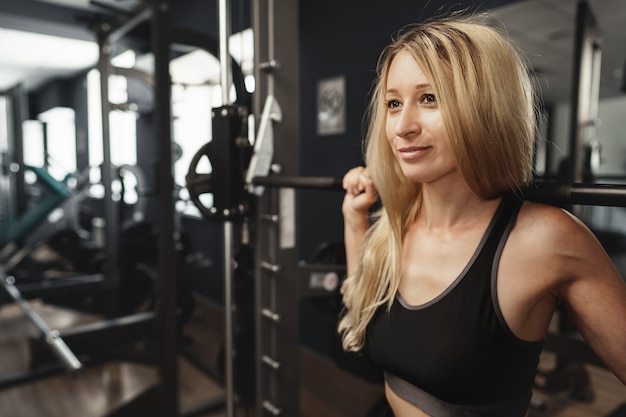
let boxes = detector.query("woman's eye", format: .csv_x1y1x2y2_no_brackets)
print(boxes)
386,99,401,109
421,94,437,105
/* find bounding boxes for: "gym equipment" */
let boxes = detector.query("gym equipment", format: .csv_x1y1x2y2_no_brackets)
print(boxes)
0,165,76,271
0,162,153,287
0,162,176,390
0,166,71,245
531,3,619,411
213,238,256,406
91,4,179,415
184,105,252,222
0,272,82,373
182,1,260,416
251,174,626,207
304,241,385,385
0,164,105,372
87,1,252,416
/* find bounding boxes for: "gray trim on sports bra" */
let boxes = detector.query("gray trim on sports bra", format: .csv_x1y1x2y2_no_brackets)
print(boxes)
386,372,532,417
395,210,495,310
396,216,497,310
490,199,544,346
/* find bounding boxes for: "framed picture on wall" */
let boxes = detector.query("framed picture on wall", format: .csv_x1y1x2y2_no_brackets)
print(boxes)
317,76,346,136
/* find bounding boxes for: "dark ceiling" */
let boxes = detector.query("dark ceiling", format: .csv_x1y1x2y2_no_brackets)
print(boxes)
0,0,143,41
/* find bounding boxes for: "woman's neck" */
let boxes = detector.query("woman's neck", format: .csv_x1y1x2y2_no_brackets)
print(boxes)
418,181,499,231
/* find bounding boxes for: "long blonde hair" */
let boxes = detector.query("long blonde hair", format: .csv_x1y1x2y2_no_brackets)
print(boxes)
338,13,537,351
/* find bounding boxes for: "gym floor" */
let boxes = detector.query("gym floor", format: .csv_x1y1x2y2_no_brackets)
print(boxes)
0,296,623,417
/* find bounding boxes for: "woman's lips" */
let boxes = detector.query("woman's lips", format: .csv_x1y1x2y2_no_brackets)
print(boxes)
397,145,431,160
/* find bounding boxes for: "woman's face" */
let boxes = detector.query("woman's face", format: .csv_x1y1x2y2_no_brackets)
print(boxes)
384,50,457,185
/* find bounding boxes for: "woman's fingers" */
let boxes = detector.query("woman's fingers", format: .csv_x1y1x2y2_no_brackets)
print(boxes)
343,166,367,195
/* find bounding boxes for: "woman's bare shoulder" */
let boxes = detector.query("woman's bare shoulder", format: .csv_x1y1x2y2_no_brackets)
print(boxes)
515,201,586,241
511,201,609,281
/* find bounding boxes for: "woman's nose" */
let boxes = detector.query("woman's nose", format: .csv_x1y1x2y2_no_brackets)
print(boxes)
394,106,420,138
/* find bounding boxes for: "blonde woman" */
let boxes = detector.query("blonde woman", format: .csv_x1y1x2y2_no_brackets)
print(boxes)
339,14,626,417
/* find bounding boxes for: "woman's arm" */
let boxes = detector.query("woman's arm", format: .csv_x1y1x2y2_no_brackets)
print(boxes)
549,209,626,385
342,166,377,276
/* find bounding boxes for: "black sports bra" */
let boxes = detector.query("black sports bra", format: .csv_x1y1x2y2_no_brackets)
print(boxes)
367,195,543,416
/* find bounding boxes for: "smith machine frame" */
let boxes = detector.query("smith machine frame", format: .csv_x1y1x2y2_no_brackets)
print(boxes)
96,1,247,415
246,1,348,416
0,1,166,399
0,1,240,415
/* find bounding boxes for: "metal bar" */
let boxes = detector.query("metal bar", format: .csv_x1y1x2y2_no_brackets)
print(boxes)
251,18,273,407
6,84,27,217
223,222,236,417
261,260,280,272
218,1,236,416
106,3,153,45
261,308,280,322
567,1,602,184
0,273,104,302
523,182,626,207
251,175,626,208
96,26,120,293
0,363,67,390
260,213,279,223
262,400,282,416
219,0,233,106
252,175,343,191
57,311,155,338
0,275,82,373
261,355,281,370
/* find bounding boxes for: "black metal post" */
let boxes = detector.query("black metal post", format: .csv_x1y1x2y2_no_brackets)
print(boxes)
151,0,179,415
96,26,121,298
567,1,602,184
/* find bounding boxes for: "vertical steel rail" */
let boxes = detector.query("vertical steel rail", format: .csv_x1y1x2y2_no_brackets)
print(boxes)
151,0,179,415
253,0,301,415
95,0,152,301
568,1,602,184
96,29,120,292
219,0,234,106
6,84,27,217
218,0,236,416
252,3,269,416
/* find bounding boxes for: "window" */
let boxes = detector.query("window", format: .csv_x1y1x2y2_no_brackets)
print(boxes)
37,107,77,180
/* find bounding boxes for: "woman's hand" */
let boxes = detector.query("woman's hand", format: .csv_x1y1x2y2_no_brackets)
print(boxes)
342,167,377,276
342,166,378,219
